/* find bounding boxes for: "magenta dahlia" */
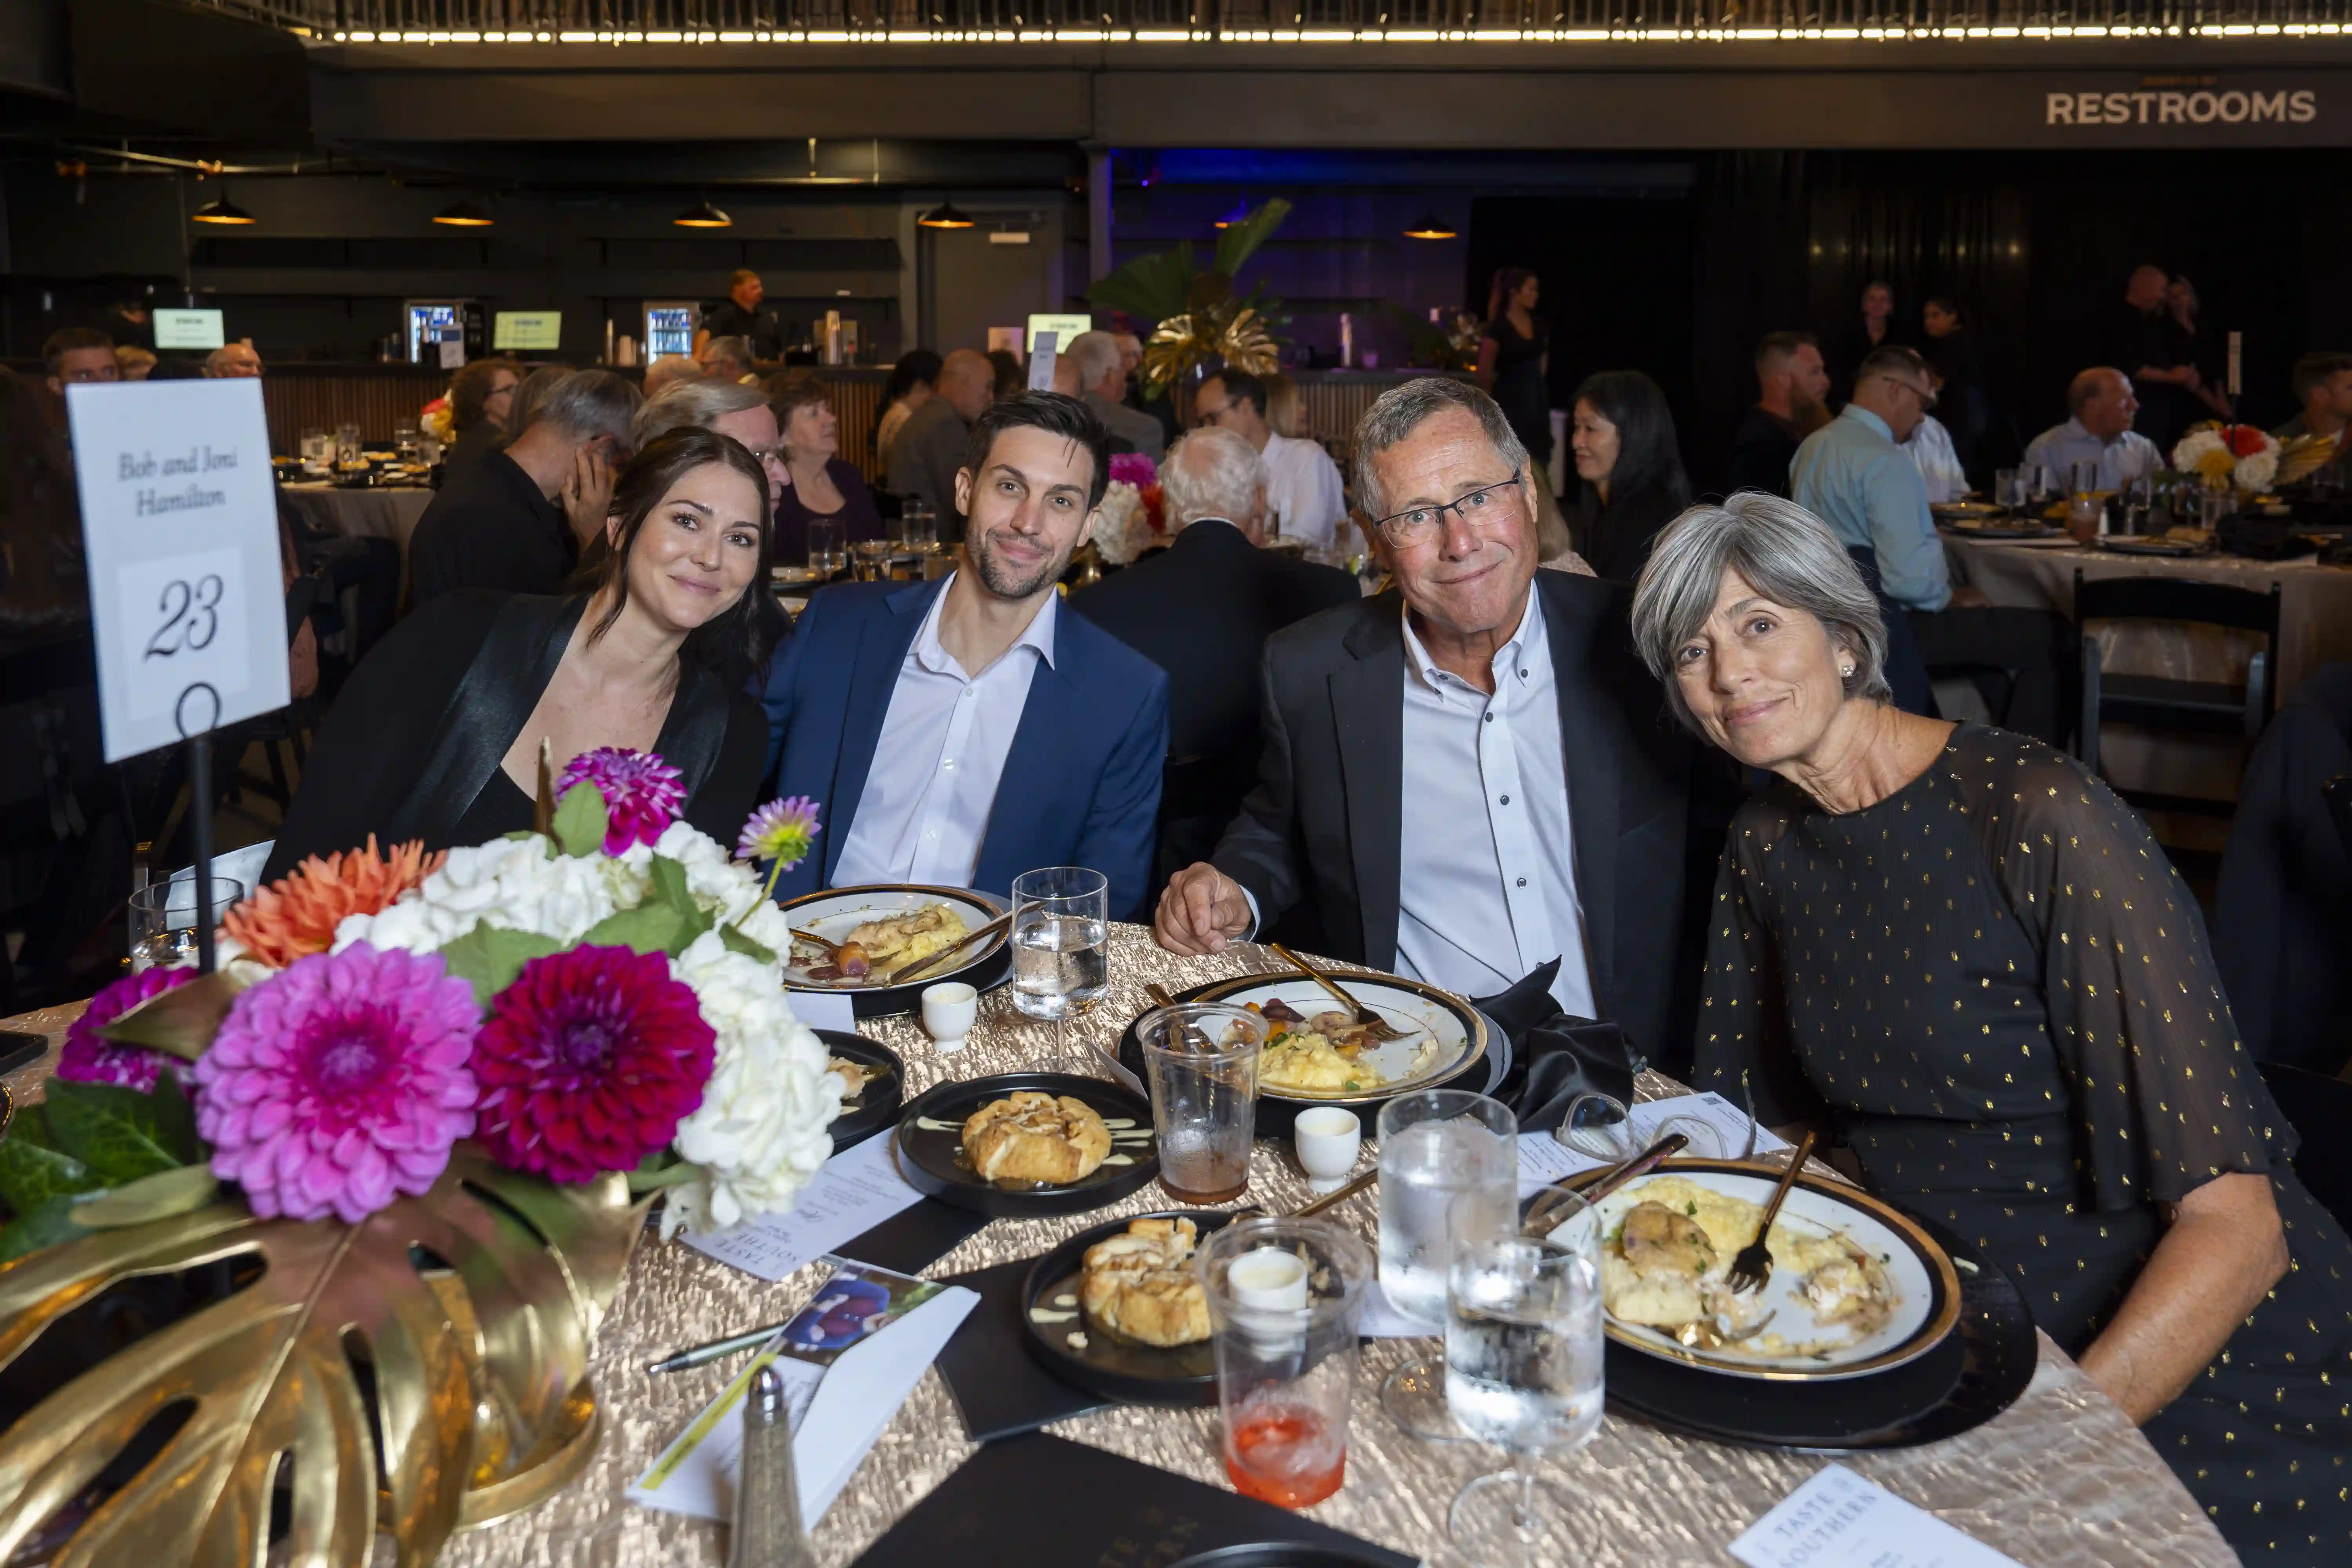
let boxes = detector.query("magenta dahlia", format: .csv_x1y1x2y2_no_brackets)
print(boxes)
555,746,687,854
59,967,198,1092
470,945,715,1183
191,943,480,1225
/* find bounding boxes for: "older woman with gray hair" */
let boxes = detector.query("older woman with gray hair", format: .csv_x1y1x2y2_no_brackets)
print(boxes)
1633,491,2349,1563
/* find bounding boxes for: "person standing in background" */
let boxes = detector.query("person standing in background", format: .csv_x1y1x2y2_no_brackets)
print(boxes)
1568,370,1691,584
2167,275,2234,423
1830,279,1899,405
693,268,786,362
1920,298,1986,480
2108,265,2202,456
1474,267,1552,483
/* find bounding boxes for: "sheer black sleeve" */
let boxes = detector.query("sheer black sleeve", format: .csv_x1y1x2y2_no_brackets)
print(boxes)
1690,805,1824,1129
1947,730,2289,1210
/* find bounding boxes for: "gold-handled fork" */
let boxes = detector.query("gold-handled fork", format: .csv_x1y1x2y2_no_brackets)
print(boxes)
1268,943,1414,1042
1726,1129,1818,1296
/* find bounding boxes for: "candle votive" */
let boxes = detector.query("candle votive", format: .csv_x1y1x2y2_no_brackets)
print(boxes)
1292,1105,1362,1193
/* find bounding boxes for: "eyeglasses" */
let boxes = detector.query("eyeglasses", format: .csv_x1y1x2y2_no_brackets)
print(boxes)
1880,375,1938,411
1369,471,1524,549
744,445,784,464
1193,397,1235,429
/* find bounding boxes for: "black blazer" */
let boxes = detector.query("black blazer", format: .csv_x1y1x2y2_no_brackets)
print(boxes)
1207,569,1724,1070
408,450,576,609
266,592,766,880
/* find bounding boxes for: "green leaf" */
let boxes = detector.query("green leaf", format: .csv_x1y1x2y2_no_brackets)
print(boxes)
71,1163,221,1228
0,1196,90,1263
0,1109,105,1214
579,903,688,958
718,924,776,965
150,1069,201,1165
626,1154,701,1193
551,782,610,858
1211,198,1292,277
1086,242,1200,325
439,922,567,1006
41,1080,187,1185
648,853,695,915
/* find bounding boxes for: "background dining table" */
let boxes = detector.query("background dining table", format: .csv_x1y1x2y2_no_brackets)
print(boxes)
0,926,2238,1568
279,480,435,561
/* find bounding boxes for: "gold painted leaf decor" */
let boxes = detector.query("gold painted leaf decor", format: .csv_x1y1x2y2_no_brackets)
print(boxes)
0,1144,646,1567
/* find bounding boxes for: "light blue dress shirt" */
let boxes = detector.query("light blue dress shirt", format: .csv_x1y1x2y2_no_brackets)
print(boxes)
1791,405,1951,612
2021,417,2162,493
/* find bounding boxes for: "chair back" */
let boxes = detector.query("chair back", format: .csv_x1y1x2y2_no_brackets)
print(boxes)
2258,1060,2352,1233
2073,572,2285,638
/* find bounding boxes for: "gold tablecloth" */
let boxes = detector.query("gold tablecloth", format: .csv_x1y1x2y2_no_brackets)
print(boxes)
3,928,2236,1568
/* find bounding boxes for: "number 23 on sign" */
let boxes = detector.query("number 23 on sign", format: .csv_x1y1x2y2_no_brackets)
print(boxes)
113,550,251,724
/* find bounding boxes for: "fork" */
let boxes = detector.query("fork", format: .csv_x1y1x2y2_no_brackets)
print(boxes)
1268,943,1414,1042
1725,1129,1817,1296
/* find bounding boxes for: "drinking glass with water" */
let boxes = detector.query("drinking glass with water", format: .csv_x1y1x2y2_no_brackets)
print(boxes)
1010,866,1109,1055
1441,1189,1604,1567
1377,1090,1518,1442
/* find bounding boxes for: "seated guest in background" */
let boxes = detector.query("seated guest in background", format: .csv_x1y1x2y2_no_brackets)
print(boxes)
1725,331,1829,498
1901,410,1969,504
204,342,263,379
697,334,758,386
874,349,943,472
2108,264,2201,454
1119,328,1182,448
409,370,641,607
2022,368,2160,492
764,392,1169,916
636,377,787,515
1195,368,1348,557
1263,372,1306,439
1919,296,1986,476
268,428,772,879
641,354,704,400
2273,350,2352,443
1155,377,1715,1063
1071,427,1357,885
113,345,156,383
442,356,523,483
769,373,883,568
1055,330,1166,461
694,267,786,362
1632,494,2351,1565
987,347,1025,401
43,328,118,395
886,347,995,534
1568,370,1691,584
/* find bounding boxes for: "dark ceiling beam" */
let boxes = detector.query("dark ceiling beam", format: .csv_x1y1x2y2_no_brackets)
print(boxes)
67,0,308,139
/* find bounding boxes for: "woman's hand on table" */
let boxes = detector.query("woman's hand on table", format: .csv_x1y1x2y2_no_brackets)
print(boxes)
1153,864,1253,955
2076,1170,2288,1425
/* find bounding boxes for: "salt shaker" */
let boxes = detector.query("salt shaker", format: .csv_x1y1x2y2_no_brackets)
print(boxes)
728,1365,816,1568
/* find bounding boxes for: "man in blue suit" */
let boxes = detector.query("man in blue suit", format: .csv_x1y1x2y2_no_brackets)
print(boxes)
762,392,1170,917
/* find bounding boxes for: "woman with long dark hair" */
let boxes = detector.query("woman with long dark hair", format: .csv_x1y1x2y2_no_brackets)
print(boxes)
266,428,773,876
1568,370,1691,583
873,348,943,471
1474,266,1551,474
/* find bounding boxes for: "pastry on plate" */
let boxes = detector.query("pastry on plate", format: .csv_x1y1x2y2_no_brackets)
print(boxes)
1080,1216,1210,1347
962,1091,1112,1184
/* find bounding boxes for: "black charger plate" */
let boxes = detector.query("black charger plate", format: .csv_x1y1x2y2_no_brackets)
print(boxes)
817,1030,904,1153
1020,1208,1239,1407
1174,1547,1406,1568
893,1071,1160,1218
1602,1211,2036,1451
1115,978,1508,1138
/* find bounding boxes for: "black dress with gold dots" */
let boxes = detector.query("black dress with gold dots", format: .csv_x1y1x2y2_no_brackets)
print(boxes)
1692,723,2352,1565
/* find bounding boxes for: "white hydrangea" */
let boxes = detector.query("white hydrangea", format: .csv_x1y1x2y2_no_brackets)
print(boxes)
1091,480,1154,566
334,836,639,955
2232,447,2279,495
660,929,841,1238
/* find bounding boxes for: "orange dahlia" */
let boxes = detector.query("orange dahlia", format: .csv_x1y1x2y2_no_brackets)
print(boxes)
222,836,446,968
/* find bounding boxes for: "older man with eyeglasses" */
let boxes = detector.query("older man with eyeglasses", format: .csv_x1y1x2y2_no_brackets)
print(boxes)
1153,377,1723,1071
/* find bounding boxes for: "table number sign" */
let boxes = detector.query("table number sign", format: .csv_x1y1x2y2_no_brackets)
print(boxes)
1028,330,1059,393
1731,1464,2025,1568
66,378,290,764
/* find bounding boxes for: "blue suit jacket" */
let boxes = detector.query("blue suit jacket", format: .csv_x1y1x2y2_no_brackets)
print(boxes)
762,577,1171,918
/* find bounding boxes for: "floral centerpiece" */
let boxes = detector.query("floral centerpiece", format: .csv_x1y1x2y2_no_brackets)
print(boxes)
419,393,456,446
0,753,831,1564
1093,452,1167,567
2172,422,2279,496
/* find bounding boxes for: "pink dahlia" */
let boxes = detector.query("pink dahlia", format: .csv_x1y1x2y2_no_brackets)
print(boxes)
470,946,715,1183
1109,452,1158,490
59,967,198,1092
556,746,687,854
192,943,480,1225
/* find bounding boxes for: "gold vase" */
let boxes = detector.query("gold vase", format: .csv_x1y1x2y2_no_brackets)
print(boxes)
0,1144,652,1566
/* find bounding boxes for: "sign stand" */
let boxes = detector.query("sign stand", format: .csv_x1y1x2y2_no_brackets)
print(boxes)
186,731,218,975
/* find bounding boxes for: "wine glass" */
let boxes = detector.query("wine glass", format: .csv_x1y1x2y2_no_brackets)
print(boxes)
129,876,245,973
1441,1189,1604,1567
1009,866,1108,1059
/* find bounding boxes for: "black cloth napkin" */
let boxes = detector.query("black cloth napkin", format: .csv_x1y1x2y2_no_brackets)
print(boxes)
833,1198,992,1277
931,1257,1112,1442
1473,958,1637,1132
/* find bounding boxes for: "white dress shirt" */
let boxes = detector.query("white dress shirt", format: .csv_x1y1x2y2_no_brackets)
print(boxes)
834,575,1056,889
2021,417,2162,492
1392,590,1597,1017
1902,413,1969,504
1259,431,1348,554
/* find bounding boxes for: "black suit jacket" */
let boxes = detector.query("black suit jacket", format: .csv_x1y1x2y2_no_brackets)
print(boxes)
1207,569,1724,1071
1724,406,1801,498
407,449,575,608
1072,521,1360,889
